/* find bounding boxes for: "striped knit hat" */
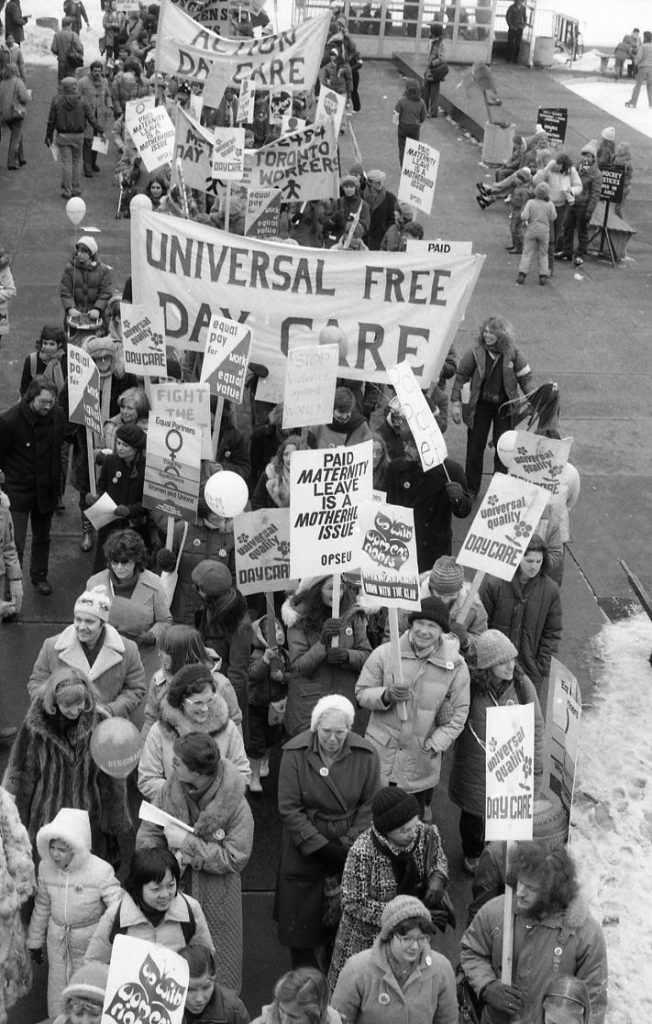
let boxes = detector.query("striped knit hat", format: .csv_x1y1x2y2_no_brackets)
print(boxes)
429,556,464,596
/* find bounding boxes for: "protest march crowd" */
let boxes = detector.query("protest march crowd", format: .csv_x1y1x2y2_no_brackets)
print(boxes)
0,1,618,1024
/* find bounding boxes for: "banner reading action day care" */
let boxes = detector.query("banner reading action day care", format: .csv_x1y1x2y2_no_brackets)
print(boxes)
289,442,373,578
358,501,420,607
131,209,485,386
241,120,339,202
485,703,535,841
68,343,102,434
101,935,188,1024
233,507,296,595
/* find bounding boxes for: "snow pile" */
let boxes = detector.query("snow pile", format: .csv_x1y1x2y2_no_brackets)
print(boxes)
21,4,105,67
570,613,652,1024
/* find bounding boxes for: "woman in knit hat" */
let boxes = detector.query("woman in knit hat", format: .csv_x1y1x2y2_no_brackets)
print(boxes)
44,963,109,1024
448,629,544,875
308,387,372,451
328,785,452,988
422,555,488,653
331,895,457,1024
90,421,148,570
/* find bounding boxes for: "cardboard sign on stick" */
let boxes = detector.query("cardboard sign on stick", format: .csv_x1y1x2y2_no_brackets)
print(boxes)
388,361,447,471
485,703,535,841
502,431,573,496
120,302,167,378
358,501,420,607
200,315,252,403
545,657,581,824
150,383,212,461
125,99,175,172
282,344,339,430
67,343,102,433
101,935,188,1024
233,507,297,594
398,139,440,215
143,415,201,522
315,87,346,136
211,128,245,180
244,187,282,238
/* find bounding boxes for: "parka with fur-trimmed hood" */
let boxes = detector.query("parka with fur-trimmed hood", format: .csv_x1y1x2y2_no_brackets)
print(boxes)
28,809,122,1016
138,692,251,801
0,786,35,1024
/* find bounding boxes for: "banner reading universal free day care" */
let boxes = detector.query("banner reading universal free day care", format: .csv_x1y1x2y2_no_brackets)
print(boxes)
131,210,485,386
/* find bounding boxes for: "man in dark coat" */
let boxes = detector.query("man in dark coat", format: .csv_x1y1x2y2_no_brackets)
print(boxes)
4,0,30,44
362,168,397,251
505,0,527,63
0,376,66,594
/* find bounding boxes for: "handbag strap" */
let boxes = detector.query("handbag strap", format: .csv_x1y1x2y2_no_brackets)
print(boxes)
174,521,189,573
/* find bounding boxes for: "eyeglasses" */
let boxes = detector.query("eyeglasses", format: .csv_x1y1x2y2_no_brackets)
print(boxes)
318,728,349,739
183,696,214,709
393,932,427,945
110,558,135,566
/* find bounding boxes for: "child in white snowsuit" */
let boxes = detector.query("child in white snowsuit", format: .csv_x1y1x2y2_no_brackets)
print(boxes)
0,468,22,619
517,182,557,285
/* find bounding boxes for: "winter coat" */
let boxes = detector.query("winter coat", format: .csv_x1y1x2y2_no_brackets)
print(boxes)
87,569,171,647
78,74,113,139
460,894,608,1024
28,622,146,719
385,457,472,572
138,693,251,800
356,632,470,792
479,573,562,689
532,160,582,206
161,518,236,626
0,492,21,581
142,659,242,738
322,59,353,98
84,891,213,965
111,71,149,117
2,699,132,851
215,421,250,480
575,159,602,215
28,809,122,1015
275,729,380,949
0,265,16,336
362,187,397,251
328,821,448,986
327,192,371,240
332,936,458,1024
4,1,28,44
282,596,372,736
95,451,147,529
20,351,67,396
451,341,533,431
252,1008,341,1024
0,787,35,1024
0,395,66,514
309,414,372,450
60,256,113,315
136,759,254,993
249,423,287,497
0,73,27,124
182,984,250,1024
46,91,99,142
249,616,289,707
448,668,544,817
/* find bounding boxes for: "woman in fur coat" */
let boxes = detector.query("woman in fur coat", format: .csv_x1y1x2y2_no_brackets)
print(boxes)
136,733,254,994
27,808,122,1016
0,786,35,1024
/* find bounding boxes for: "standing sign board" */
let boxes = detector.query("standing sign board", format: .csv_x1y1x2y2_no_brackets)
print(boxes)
599,167,625,204
537,107,568,145
358,501,420,607
68,343,102,433
485,703,535,841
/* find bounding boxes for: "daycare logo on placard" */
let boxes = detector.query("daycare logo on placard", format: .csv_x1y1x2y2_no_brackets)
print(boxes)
359,504,419,605
121,304,166,376
507,431,572,496
233,508,295,595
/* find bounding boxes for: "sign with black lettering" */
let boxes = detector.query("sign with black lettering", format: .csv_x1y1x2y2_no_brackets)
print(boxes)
282,343,339,429
359,501,420,607
143,414,201,522
485,704,534,841
200,315,252,402
102,936,188,1024
234,507,296,594
546,657,581,823
537,107,568,145
121,303,167,378
599,166,625,203
68,343,102,434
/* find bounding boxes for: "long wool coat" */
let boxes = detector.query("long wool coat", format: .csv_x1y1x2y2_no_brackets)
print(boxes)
0,787,35,1024
136,760,254,994
0,396,66,514
275,730,380,950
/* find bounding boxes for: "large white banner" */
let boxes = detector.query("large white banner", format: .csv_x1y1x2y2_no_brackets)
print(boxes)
485,703,535,842
156,2,329,94
131,210,485,385
241,121,339,202
289,442,373,578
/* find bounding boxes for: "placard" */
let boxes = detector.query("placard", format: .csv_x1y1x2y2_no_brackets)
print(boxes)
244,187,282,238
236,74,255,124
67,343,102,433
170,0,268,32
211,128,245,180
200,315,252,402
485,703,535,841
120,302,167,378
545,657,581,823
241,120,339,202
457,474,549,582
405,239,473,255
282,344,339,430
388,361,447,471
398,139,440,215
174,107,215,192
536,106,568,145
358,501,420,607
289,441,373,577
233,507,297,594
504,431,573,496
281,115,307,135
599,167,625,203
150,383,212,461
115,0,140,11
143,414,201,522
269,88,293,124
126,100,175,172
315,87,346,136
101,935,188,1024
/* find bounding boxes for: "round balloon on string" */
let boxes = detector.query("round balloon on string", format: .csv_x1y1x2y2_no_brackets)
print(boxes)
204,471,248,518
65,197,86,225
318,325,349,363
496,430,519,468
130,193,153,213
90,719,143,778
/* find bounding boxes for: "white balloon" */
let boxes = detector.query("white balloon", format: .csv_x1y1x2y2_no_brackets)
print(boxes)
204,471,248,518
496,430,518,468
130,193,153,212
65,197,86,225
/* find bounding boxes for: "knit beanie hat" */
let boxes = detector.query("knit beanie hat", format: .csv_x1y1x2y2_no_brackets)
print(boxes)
580,139,598,157
515,166,532,183
61,77,79,94
191,560,233,598
167,663,214,709
74,585,112,623
77,235,99,256
475,629,518,670
333,386,355,412
372,787,420,835
601,126,615,141
341,174,358,187
62,963,109,1008
532,793,568,842
407,596,450,632
349,162,365,178
366,168,386,184
380,895,431,940
534,182,550,200
397,201,414,221
115,423,147,450
429,556,464,596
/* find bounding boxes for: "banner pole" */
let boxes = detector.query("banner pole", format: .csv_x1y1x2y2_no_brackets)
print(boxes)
456,569,484,626
211,396,225,459
224,181,232,233
86,427,97,498
265,591,277,649
388,606,408,722
501,840,515,985
165,514,175,550
330,571,341,649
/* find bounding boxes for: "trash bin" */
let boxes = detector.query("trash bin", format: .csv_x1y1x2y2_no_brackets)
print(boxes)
533,36,555,67
481,122,515,165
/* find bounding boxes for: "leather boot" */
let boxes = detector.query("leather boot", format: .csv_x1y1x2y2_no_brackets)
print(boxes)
80,514,94,552
248,759,263,793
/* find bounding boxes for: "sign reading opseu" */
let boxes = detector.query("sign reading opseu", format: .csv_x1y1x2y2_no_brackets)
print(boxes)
233,507,296,595
143,413,201,523
282,343,339,430
125,97,175,173
485,703,535,841
457,474,549,582
67,343,102,434
289,441,373,577
388,361,447,472
501,431,573,496
398,139,440,215
120,302,167,378
546,656,581,823
200,315,252,403
358,501,420,607
101,935,188,1024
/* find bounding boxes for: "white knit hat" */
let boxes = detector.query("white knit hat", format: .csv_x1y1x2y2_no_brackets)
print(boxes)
74,585,112,623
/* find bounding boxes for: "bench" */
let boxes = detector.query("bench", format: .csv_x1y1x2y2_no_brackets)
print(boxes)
595,51,616,74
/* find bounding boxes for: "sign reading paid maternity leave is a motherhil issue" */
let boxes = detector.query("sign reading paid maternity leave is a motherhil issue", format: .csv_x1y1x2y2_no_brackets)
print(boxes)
485,703,534,841
457,473,549,582
289,442,373,578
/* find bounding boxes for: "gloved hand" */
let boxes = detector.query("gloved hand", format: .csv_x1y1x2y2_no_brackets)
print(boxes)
139,631,156,647
89,309,101,320
29,947,45,964
319,618,341,644
163,824,189,850
385,681,411,704
430,908,450,932
450,402,462,425
156,548,177,572
314,840,348,869
445,481,464,504
424,874,446,907
67,307,79,319
9,579,23,614
482,982,524,1016
326,647,349,666
84,493,97,507
113,505,130,518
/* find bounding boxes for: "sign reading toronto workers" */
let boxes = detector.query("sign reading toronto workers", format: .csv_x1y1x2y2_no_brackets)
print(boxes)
485,703,535,841
289,442,373,578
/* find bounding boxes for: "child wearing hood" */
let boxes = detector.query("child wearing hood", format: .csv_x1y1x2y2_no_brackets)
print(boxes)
614,35,631,77
247,615,290,792
596,126,615,167
308,386,372,450
613,141,633,218
27,809,121,1017
0,468,23,619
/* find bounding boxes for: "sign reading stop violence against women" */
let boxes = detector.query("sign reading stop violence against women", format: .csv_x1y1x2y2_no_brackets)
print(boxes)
398,139,440,215
282,343,339,430
233,507,297,594
358,501,420,607
200,315,252,402
121,302,167,377
505,431,573,496
546,657,581,824
143,413,201,522
485,703,534,841
388,361,447,472
102,935,188,1024
68,343,102,433
289,442,372,578
457,474,549,582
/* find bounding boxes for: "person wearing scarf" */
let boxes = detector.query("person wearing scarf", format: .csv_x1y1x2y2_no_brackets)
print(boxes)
309,387,372,450
20,327,67,397
251,434,304,509
91,423,148,570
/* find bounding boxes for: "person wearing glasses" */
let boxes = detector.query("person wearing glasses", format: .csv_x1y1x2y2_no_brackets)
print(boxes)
331,895,457,1023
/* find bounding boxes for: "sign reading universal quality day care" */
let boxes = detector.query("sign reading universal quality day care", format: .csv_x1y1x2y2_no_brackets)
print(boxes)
233,507,296,595
289,441,373,577
457,474,549,582
398,139,440,215
485,703,535,841
358,501,420,607
502,431,573,496
68,343,102,433
200,314,252,402
120,302,167,377
131,209,485,387
101,935,188,1024
143,412,201,522
241,120,339,202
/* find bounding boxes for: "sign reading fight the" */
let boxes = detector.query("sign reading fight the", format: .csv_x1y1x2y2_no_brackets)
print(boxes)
120,302,167,377
150,383,212,461
457,474,549,582
67,343,102,434
200,314,252,402
398,139,440,215
358,501,420,607
485,703,535,841
289,442,373,577
101,936,188,1024
233,507,296,594
504,431,573,496
388,361,447,472
282,343,339,430
143,413,201,522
